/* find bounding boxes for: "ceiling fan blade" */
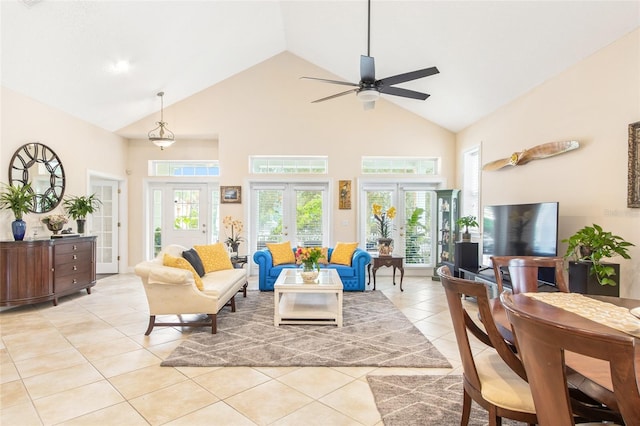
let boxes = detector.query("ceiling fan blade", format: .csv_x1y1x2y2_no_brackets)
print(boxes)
301,76,359,87
311,88,358,103
378,66,439,87
378,86,430,100
363,101,375,110
360,55,375,82
519,140,580,164
482,157,516,171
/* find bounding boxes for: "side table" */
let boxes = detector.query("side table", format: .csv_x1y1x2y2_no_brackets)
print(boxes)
230,255,248,297
230,255,248,269
367,255,405,291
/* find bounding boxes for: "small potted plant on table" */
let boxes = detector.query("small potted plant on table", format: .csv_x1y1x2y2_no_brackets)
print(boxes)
63,193,102,234
456,215,479,242
563,223,634,295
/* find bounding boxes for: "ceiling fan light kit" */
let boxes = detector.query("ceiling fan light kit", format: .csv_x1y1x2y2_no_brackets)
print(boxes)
301,0,439,109
148,91,175,150
357,89,380,102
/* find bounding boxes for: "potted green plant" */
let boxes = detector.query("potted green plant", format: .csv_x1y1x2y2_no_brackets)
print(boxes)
562,224,634,288
0,183,34,240
456,215,479,242
63,193,102,234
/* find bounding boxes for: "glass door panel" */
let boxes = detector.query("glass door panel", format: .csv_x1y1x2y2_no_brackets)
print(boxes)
403,189,434,266
361,183,437,268
91,179,119,273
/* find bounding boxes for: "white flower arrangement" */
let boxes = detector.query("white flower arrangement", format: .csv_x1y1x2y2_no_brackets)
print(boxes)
42,214,68,227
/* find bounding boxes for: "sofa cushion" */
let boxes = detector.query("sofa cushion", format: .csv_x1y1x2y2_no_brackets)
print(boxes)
200,268,247,297
330,242,358,266
266,241,295,266
194,243,233,273
182,248,205,277
163,253,204,290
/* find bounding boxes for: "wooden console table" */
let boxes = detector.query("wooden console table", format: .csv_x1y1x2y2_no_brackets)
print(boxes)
367,255,405,291
1,236,97,307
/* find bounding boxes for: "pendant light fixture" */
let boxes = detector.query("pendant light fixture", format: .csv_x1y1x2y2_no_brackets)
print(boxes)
148,91,175,150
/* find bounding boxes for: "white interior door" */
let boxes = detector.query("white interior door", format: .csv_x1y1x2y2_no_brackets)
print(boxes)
148,183,216,258
165,184,209,248
91,179,119,273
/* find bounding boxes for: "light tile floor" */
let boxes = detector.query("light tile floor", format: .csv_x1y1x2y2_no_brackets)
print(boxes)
1,272,489,425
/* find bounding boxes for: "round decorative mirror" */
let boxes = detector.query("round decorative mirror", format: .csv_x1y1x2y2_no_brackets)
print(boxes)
9,143,65,213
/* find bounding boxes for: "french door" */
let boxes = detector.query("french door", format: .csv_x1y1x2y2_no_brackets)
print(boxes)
361,182,436,267
147,182,219,258
91,179,119,273
250,182,329,252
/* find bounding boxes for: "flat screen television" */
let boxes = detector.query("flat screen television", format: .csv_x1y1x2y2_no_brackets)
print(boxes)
482,201,559,284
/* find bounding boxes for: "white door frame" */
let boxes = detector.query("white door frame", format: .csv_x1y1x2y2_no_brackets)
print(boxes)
88,170,127,274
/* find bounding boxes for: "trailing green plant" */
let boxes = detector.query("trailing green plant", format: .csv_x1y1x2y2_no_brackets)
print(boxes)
456,215,479,234
562,224,634,286
0,183,34,220
63,193,102,220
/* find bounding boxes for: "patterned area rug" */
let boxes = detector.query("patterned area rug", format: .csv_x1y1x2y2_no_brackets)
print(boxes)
367,375,523,426
161,291,451,368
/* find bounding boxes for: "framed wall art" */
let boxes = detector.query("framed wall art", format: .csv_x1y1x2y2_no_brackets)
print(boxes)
629,121,640,208
220,186,241,204
339,180,351,209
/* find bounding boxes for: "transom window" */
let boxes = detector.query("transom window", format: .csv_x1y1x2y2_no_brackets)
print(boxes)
250,156,328,174
362,157,439,175
149,160,220,177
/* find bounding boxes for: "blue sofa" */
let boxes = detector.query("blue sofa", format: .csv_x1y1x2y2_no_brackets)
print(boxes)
253,247,372,291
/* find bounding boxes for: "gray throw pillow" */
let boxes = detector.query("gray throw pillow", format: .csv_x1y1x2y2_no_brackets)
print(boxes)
182,248,205,277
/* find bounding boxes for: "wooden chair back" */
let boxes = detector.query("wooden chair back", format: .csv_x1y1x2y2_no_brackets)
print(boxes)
437,266,528,381
501,292,640,426
490,256,568,294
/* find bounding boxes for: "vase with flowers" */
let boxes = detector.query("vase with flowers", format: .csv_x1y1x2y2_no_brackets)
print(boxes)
42,214,68,235
222,216,244,255
372,203,396,256
296,247,325,283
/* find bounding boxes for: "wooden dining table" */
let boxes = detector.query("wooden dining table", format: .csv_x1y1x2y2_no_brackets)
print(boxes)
491,293,640,411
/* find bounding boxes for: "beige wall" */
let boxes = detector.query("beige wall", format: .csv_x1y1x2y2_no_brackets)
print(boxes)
457,29,640,297
119,52,456,266
0,86,128,241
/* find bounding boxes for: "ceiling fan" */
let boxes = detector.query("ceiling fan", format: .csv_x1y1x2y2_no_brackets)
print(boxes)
301,0,439,110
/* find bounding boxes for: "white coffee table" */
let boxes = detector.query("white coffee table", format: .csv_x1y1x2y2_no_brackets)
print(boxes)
274,268,344,327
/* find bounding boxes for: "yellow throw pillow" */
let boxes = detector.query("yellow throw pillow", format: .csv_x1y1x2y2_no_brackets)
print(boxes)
163,253,204,291
330,242,358,266
266,241,295,266
194,243,233,273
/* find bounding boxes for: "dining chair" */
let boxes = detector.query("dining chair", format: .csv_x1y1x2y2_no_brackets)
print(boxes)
437,266,537,426
490,256,569,294
501,292,640,426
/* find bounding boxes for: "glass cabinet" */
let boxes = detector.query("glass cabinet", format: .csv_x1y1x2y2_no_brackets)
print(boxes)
432,189,460,280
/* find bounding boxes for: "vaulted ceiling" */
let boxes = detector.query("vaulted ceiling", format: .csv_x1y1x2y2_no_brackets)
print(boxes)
2,1,638,134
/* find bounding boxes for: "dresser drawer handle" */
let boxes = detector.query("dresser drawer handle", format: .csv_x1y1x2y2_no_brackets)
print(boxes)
72,279,77,284
73,245,77,250
73,254,77,260
73,266,77,271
